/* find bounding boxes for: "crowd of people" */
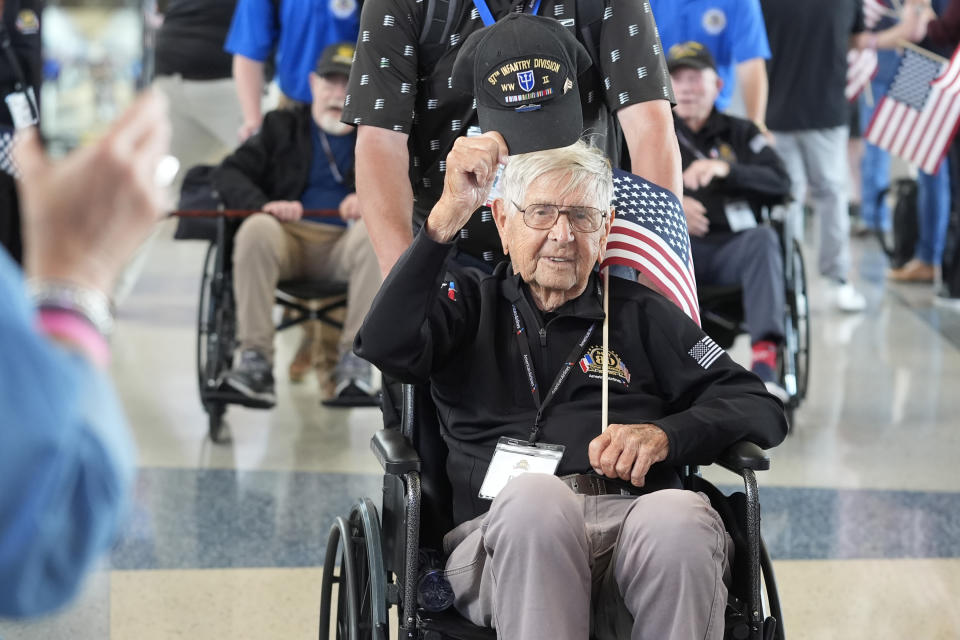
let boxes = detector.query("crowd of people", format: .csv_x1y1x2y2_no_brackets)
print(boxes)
1,0,959,635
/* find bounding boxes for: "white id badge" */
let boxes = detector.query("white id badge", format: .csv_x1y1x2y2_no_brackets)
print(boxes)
725,201,757,232
5,90,38,129
478,437,565,501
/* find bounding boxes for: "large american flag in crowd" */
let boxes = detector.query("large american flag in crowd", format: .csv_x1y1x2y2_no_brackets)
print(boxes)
601,168,700,325
865,46,960,174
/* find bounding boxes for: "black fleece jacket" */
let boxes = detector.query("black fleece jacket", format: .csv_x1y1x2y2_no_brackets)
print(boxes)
356,231,788,525
675,109,792,235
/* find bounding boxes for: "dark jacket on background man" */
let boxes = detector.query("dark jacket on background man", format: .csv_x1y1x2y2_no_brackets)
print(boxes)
213,105,356,212
676,109,792,236
213,106,313,210
356,231,788,526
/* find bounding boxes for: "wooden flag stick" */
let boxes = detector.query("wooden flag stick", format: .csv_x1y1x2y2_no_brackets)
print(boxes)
899,39,950,64
602,267,610,434
865,79,875,109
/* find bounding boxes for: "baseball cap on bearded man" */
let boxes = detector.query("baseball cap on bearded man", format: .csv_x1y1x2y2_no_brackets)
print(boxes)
451,13,592,155
315,41,355,77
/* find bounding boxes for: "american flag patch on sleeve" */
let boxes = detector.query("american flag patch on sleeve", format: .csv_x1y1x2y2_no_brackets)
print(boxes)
688,336,724,370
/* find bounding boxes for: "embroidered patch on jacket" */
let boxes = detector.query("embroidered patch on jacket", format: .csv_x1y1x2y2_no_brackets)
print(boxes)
689,336,724,370
441,280,456,301
579,346,631,385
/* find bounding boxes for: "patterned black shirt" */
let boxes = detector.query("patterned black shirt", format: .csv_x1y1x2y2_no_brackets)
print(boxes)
343,0,674,261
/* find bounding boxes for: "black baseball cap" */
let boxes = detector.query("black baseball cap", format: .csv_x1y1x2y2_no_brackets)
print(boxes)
666,41,717,73
315,42,355,77
451,13,592,155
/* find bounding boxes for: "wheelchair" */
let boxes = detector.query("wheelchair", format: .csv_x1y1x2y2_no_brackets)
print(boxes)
696,205,810,428
173,166,359,443
318,384,786,640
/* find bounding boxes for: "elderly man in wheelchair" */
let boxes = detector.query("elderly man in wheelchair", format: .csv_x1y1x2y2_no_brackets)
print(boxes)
211,42,380,406
355,126,788,638
668,42,794,402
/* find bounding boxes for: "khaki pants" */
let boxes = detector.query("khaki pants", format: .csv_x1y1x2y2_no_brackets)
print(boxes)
443,474,732,640
232,214,380,363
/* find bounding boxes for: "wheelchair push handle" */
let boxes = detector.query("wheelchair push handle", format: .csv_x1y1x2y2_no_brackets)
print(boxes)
169,208,339,219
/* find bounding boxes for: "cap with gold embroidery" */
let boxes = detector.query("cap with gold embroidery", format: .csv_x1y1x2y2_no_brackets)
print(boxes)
315,42,355,78
666,41,717,73
451,13,592,155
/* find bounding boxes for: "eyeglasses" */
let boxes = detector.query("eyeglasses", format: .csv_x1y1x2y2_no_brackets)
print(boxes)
511,201,608,233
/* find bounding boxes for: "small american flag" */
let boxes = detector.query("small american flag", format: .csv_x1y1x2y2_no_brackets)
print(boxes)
865,46,960,174
601,169,700,325
863,0,893,30
846,47,878,102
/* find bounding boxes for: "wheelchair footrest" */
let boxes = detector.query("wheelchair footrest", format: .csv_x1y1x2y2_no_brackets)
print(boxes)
419,609,496,640
202,388,274,410
321,391,381,408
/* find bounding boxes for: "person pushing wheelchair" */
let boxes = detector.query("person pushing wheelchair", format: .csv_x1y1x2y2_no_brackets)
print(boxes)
355,15,787,640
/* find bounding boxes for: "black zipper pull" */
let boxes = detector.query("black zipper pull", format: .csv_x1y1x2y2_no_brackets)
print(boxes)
539,327,547,347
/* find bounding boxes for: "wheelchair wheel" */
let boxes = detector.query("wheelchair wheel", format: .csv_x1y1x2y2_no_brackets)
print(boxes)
780,237,810,429
319,499,389,640
789,239,810,402
196,242,237,443
760,537,786,640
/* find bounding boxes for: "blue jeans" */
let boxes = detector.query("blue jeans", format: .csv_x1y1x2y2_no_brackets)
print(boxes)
858,51,900,232
916,158,952,265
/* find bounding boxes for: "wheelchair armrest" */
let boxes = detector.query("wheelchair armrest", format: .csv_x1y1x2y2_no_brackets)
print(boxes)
370,429,422,475
715,440,770,473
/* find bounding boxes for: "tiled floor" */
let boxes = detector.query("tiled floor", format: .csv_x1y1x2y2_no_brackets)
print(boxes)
2,219,959,639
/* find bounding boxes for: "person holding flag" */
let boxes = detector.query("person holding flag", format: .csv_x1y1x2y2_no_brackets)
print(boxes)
852,0,954,285
354,14,786,639
896,0,960,306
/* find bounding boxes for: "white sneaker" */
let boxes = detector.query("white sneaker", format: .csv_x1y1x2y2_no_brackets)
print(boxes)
833,282,866,313
934,293,960,312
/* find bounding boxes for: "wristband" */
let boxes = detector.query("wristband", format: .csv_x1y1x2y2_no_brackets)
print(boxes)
28,279,115,337
753,120,769,134
37,309,111,368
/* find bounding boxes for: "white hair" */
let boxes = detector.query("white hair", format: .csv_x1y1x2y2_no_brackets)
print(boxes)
499,139,613,215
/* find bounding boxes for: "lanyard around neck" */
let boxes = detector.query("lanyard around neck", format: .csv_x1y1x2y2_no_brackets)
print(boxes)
317,128,345,184
511,303,595,443
674,127,708,161
472,0,542,27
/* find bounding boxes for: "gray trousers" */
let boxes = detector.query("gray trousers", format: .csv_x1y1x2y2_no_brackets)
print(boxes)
443,474,732,640
772,126,851,282
692,228,785,345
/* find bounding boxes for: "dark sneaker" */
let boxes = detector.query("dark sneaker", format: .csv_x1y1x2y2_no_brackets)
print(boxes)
322,352,379,407
222,349,276,406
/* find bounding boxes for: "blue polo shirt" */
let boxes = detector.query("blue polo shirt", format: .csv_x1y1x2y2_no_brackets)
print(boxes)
225,0,359,103
300,120,354,226
650,0,771,111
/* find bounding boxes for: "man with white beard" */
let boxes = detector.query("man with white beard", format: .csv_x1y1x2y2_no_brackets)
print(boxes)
213,42,380,407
